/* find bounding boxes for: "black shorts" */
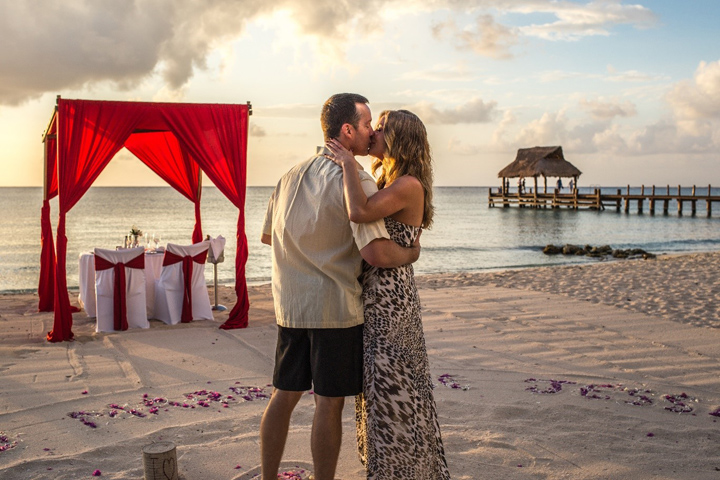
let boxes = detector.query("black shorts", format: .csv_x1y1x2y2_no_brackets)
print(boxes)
272,324,363,397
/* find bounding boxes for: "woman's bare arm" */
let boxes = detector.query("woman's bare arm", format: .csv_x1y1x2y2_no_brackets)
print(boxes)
326,139,421,224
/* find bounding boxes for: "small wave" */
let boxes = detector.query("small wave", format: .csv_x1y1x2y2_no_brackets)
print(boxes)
0,288,38,295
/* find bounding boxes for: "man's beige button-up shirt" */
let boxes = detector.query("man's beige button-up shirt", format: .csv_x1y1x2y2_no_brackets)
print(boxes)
262,147,389,329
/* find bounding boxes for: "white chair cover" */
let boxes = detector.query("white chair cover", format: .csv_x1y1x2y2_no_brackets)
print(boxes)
94,247,149,333
153,241,213,325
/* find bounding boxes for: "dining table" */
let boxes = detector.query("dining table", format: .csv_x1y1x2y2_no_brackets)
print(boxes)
78,250,166,319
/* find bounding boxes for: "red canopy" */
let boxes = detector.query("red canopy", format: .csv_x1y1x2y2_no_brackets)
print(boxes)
39,97,252,341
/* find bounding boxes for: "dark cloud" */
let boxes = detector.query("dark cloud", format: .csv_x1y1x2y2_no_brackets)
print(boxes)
0,0,385,106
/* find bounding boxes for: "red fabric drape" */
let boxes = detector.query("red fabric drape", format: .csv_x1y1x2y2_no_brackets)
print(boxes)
38,199,56,311
95,252,145,331
38,127,58,312
160,104,250,329
47,99,148,342
162,250,207,323
124,131,203,242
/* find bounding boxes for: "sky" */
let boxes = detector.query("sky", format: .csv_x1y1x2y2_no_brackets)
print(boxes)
1,0,719,188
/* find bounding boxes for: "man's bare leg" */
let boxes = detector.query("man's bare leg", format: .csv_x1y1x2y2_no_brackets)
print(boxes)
260,389,303,480
311,395,345,480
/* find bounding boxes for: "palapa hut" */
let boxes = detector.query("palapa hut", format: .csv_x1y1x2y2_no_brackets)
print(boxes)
498,146,581,193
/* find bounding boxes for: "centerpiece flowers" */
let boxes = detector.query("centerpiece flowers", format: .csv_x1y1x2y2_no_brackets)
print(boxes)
129,225,143,247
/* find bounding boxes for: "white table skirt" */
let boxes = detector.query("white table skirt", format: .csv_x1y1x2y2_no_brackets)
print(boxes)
78,251,165,318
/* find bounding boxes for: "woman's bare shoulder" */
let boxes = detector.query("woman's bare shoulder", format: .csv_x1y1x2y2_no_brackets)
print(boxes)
388,174,423,192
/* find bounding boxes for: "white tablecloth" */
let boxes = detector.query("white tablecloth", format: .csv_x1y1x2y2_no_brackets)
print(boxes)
78,251,165,318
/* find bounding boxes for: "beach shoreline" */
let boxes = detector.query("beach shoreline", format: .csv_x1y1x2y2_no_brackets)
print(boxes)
2,251,720,479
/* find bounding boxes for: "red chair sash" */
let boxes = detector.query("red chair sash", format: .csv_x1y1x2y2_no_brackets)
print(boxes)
162,250,207,323
95,252,145,331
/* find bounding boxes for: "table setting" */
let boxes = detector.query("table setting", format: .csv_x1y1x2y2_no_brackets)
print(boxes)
78,226,166,319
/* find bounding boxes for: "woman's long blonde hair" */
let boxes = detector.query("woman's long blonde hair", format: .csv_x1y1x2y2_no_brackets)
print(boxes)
371,109,434,229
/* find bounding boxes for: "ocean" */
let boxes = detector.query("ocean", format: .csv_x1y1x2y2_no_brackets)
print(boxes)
2,186,720,293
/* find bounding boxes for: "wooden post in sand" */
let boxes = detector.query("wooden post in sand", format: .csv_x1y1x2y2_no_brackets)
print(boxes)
143,442,179,480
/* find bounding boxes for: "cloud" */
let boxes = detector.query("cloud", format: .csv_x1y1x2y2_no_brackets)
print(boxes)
605,69,665,83
506,109,619,153
625,120,716,154
579,98,637,120
433,14,519,59
431,0,656,59
249,123,266,137
514,110,570,147
536,68,663,84
666,60,720,120
406,98,498,124
0,0,661,107
590,123,628,153
515,0,657,41
0,0,262,105
0,0,391,106
491,109,517,146
446,137,481,156
255,103,320,119
400,63,477,82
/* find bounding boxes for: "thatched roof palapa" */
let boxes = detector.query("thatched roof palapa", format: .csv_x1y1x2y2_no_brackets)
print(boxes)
498,146,582,179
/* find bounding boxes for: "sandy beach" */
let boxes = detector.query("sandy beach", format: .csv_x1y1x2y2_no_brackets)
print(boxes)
2,251,720,479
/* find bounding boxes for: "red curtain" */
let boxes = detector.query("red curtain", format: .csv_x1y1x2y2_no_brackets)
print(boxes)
160,104,250,329
47,99,148,342
38,199,56,311
124,131,203,243
38,128,58,312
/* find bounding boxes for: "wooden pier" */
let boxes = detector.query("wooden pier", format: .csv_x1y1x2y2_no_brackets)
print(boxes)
488,184,720,217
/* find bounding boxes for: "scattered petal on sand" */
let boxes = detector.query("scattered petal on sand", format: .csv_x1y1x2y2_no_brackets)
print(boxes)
663,393,695,413
438,373,470,390
65,383,272,431
0,432,18,453
524,378,576,394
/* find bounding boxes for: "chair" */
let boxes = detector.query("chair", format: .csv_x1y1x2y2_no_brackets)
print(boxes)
94,247,149,333
153,241,213,325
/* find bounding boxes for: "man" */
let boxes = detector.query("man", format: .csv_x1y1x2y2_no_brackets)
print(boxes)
259,93,420,480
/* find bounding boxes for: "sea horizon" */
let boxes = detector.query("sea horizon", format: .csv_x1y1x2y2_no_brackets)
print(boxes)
2,185,720,294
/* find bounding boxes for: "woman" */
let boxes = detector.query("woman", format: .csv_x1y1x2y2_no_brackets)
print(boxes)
326,109,450,479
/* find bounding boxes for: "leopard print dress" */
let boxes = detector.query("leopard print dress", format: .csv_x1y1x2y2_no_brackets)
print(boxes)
355,217,450,479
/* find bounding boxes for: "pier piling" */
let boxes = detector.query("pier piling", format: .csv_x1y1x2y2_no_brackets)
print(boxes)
488,183,718,217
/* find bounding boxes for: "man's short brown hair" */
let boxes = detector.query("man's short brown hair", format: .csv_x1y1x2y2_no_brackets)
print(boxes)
320,93,369,140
